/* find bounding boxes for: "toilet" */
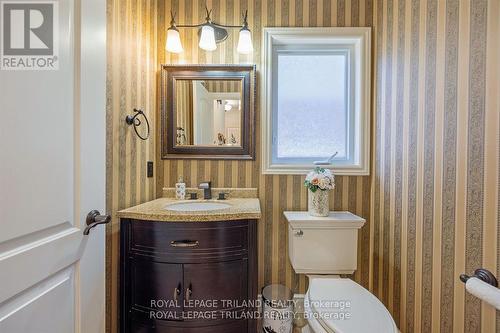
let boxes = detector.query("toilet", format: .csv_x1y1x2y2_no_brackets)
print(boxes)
284,211,398,333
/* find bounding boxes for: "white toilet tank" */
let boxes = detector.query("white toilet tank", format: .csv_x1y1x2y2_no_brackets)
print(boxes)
284,211,366,275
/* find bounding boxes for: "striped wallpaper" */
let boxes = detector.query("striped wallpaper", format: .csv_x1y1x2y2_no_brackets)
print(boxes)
202,80,242,92
106,0,500,332
106,0,158,332
372,0,500,332
175,80,194,144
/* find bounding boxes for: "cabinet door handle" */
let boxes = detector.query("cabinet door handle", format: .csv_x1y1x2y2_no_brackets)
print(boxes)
185,286,192,302
170,240,199,248
173,286,180,301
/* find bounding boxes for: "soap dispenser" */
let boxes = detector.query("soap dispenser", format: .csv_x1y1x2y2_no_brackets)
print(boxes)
175,176,186,200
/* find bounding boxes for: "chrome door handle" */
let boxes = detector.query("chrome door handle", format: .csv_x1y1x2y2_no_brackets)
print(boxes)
83,210,111,235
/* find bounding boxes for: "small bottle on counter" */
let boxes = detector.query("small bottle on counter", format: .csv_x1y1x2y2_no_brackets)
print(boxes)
175,176,186,200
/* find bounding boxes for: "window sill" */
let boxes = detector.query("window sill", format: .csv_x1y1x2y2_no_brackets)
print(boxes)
261,163,370,176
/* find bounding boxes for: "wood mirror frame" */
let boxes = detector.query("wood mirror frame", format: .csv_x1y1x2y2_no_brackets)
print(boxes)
160,64,256,160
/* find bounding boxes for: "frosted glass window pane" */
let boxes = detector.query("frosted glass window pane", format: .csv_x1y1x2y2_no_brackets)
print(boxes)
275,53,347,160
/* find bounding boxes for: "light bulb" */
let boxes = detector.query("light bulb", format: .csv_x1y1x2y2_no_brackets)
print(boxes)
199,25,217,51
166,27,183,53
237,28,253,54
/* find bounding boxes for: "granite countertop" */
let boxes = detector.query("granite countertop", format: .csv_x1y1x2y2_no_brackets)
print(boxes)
117,197,261,222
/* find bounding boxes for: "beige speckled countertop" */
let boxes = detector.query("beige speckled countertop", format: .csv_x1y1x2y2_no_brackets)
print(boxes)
117,197,261,222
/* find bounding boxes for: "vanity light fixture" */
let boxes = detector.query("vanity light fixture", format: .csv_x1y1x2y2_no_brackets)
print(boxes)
236,18,253,54
165,17,183,53
165,8,253,54
199,25,217,51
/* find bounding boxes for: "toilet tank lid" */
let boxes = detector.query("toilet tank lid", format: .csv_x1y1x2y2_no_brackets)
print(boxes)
283,211,365,229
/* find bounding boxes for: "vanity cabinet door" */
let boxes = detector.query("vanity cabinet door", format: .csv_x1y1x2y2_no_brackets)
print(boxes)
130,259,184,321
121,219,257,333
183,260,248,318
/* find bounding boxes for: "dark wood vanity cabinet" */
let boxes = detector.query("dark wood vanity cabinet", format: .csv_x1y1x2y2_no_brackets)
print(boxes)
120,219,257,333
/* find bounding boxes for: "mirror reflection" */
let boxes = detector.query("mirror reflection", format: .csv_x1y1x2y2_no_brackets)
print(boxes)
175,79,243,147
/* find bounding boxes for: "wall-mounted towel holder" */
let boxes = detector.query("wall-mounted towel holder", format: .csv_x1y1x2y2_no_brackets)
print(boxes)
460,268,498,287
125,108,150,140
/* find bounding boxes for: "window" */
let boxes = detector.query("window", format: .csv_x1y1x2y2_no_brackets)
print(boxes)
261,28,371,175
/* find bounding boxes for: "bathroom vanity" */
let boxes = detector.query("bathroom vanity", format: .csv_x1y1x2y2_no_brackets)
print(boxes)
117,192,260,333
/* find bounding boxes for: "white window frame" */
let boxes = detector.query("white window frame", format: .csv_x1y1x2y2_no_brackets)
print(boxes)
261,27,371,175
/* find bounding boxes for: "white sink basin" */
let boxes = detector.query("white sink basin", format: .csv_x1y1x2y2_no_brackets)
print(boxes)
165,201,232,212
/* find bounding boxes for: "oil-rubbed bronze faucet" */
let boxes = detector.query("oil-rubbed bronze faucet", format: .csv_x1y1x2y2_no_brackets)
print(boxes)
198,181,212,199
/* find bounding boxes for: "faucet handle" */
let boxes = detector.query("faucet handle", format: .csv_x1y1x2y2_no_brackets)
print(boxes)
217,192,229,200
198,181,211,189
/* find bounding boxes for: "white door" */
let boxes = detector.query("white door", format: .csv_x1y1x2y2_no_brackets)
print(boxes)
0,0,106,332
193,81,213,145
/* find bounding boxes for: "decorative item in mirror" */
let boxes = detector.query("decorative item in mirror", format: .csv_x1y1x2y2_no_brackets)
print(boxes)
161,65,256,160
176,127,187,145
304,167,335,217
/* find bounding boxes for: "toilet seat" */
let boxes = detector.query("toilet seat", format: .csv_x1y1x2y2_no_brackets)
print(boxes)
304,277,398,333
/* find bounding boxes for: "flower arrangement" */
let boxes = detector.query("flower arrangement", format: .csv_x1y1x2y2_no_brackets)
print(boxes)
304,167,335,192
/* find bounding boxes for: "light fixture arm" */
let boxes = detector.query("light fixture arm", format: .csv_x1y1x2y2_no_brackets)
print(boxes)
242,10,249,29
204,6,212,23
169,10,177,27
175,22,244,29
170,8,249,29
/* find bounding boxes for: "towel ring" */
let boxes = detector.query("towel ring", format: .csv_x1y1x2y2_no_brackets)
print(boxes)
125,108,150,141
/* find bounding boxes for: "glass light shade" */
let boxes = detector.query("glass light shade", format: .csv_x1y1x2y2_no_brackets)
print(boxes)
199,25,217,51
166,28,183,53
237,28,253,54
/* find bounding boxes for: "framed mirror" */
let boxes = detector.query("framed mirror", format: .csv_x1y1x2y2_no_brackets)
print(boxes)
161,64,256,160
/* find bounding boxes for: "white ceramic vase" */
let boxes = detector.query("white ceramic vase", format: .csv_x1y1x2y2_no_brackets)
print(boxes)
308,189,330,217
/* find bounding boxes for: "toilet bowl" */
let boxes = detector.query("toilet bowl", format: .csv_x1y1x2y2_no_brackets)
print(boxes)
284,211,398,333
303,276,397,333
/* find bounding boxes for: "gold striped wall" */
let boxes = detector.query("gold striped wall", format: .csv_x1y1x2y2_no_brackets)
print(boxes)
202,80,242,92
372,0,500,332
175,80,194,144
106,0,500,332
106,0,158,332
157,0,375,305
